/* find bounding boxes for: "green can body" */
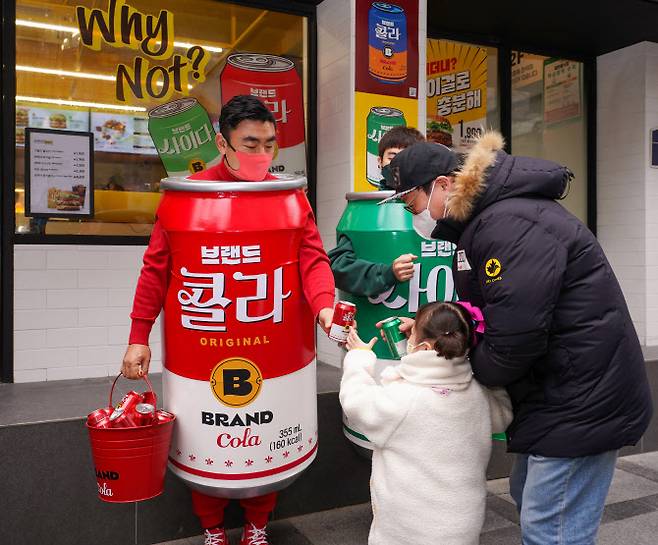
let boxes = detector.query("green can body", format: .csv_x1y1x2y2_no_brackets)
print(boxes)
336,191,457,360
148,98,221,177
338,191,456,453
380,317,408,359
365,108,406,188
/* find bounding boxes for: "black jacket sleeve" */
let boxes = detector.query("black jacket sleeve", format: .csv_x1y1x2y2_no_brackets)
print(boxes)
468,214,567,387
328,234,398,298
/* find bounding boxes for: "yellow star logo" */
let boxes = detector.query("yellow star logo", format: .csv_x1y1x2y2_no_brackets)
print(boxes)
485,258,502,278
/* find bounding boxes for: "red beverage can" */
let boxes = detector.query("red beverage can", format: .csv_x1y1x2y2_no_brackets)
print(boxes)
109,390,142,427
329,301,357,343
142,391,157,407
155,410,175,424
133,403,156,426
87,408,111,429
220,53,306,176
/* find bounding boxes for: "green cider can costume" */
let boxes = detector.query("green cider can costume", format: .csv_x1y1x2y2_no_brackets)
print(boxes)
336,191,457,451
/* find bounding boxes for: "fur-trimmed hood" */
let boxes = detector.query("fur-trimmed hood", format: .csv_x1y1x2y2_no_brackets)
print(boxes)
446,131,572,223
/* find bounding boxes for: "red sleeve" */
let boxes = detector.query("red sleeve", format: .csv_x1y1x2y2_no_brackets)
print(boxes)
129,220,170,345
299,212,335,317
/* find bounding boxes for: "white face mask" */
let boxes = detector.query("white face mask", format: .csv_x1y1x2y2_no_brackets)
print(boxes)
411,180,438,239
412,209,437,240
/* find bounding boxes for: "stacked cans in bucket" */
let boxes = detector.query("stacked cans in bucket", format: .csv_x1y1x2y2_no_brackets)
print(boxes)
87,390,174,429
86,376,176,503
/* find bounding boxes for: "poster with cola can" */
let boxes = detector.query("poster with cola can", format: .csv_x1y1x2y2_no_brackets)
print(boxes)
219,53,307,177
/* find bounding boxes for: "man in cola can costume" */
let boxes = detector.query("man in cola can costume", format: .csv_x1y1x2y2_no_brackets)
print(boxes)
122,96,335,545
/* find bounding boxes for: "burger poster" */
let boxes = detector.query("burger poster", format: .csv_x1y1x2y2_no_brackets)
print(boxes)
425,40,487,152
16,104,89,147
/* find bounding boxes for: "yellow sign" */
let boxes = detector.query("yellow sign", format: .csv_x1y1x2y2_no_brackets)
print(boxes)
426,40,487,152
210,357,263,408
485,258,502,278
354,91,418,193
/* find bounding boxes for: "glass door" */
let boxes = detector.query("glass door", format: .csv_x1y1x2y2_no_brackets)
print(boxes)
511,52,587,223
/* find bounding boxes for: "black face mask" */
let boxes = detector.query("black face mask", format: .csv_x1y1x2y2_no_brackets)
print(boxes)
380,164,396,190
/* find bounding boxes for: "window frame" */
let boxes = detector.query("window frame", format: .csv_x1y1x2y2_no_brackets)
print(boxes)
5,0,318,247
0,0,318,383
427,28,597,234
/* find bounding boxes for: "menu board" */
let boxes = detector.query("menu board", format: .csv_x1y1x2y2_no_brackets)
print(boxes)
25,128,94,218
91,112,157,154
16,104,89,147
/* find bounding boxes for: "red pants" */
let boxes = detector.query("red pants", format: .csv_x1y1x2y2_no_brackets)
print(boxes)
191,490,277,529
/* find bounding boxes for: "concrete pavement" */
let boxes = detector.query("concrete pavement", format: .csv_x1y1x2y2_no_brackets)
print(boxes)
156,451,658,545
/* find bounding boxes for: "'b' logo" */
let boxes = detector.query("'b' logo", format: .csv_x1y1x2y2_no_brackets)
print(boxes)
210,358,263,407
189,158,206,173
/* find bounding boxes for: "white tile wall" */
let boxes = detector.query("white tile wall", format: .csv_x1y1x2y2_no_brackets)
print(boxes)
644,44,658,344
316,0,354,366
13,245,162,383
597,41,658,345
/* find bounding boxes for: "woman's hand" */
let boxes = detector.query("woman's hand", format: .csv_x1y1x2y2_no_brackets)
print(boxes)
346,326,378,351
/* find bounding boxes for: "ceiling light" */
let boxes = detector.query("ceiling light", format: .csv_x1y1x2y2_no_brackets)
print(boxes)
18,65,193,89
17,65,115,81
171,41,223,53
16,95,147,112
16,19,223,52
16,19,79,34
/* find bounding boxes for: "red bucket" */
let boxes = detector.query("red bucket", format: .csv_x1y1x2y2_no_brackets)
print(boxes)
86,374,175,503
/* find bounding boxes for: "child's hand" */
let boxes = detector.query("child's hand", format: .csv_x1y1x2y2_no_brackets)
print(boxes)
375,316,415,341
346,326,377,351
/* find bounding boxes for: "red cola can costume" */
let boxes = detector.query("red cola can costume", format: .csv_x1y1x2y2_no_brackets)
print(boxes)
160,175,318,498
129,160,335,515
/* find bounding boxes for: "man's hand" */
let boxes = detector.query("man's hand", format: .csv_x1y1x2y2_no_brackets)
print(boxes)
346,326,378,351
392,254,417,282
375,316,415,341
317,307,334,334
121,344,151,379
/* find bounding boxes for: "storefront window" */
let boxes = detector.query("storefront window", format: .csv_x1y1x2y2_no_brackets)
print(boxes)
511,52,587,223
15,0,308,237
425,39,499,152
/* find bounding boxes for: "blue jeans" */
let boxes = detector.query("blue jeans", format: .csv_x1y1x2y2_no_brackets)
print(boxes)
509,450,618,545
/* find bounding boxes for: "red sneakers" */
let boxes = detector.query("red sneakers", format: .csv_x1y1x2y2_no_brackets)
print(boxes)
204,527,227,545
239,522,269,545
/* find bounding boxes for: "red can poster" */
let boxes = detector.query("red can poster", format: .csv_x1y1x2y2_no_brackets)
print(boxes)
355,0,419,99
220,53,307,177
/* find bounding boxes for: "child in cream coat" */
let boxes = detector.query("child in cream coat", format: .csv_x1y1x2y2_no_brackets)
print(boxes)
340,301,512,545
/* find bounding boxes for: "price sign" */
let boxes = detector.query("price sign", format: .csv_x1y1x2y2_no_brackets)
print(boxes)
25,128,95,218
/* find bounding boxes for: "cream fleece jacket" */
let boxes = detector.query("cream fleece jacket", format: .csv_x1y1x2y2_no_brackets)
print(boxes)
340,349,512,545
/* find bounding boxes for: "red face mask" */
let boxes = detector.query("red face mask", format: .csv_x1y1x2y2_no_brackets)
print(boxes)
225,141,273,181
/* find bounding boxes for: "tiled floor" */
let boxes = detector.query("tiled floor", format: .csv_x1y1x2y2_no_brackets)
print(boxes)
155,452,658,545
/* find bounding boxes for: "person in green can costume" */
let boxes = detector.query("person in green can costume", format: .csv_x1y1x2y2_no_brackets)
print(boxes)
328,126,425,297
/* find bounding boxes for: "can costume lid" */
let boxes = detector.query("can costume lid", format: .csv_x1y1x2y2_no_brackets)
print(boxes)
160,175,307,193
345,191,394,201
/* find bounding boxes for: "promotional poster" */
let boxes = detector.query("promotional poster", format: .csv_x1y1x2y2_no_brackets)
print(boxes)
426,39,488,152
